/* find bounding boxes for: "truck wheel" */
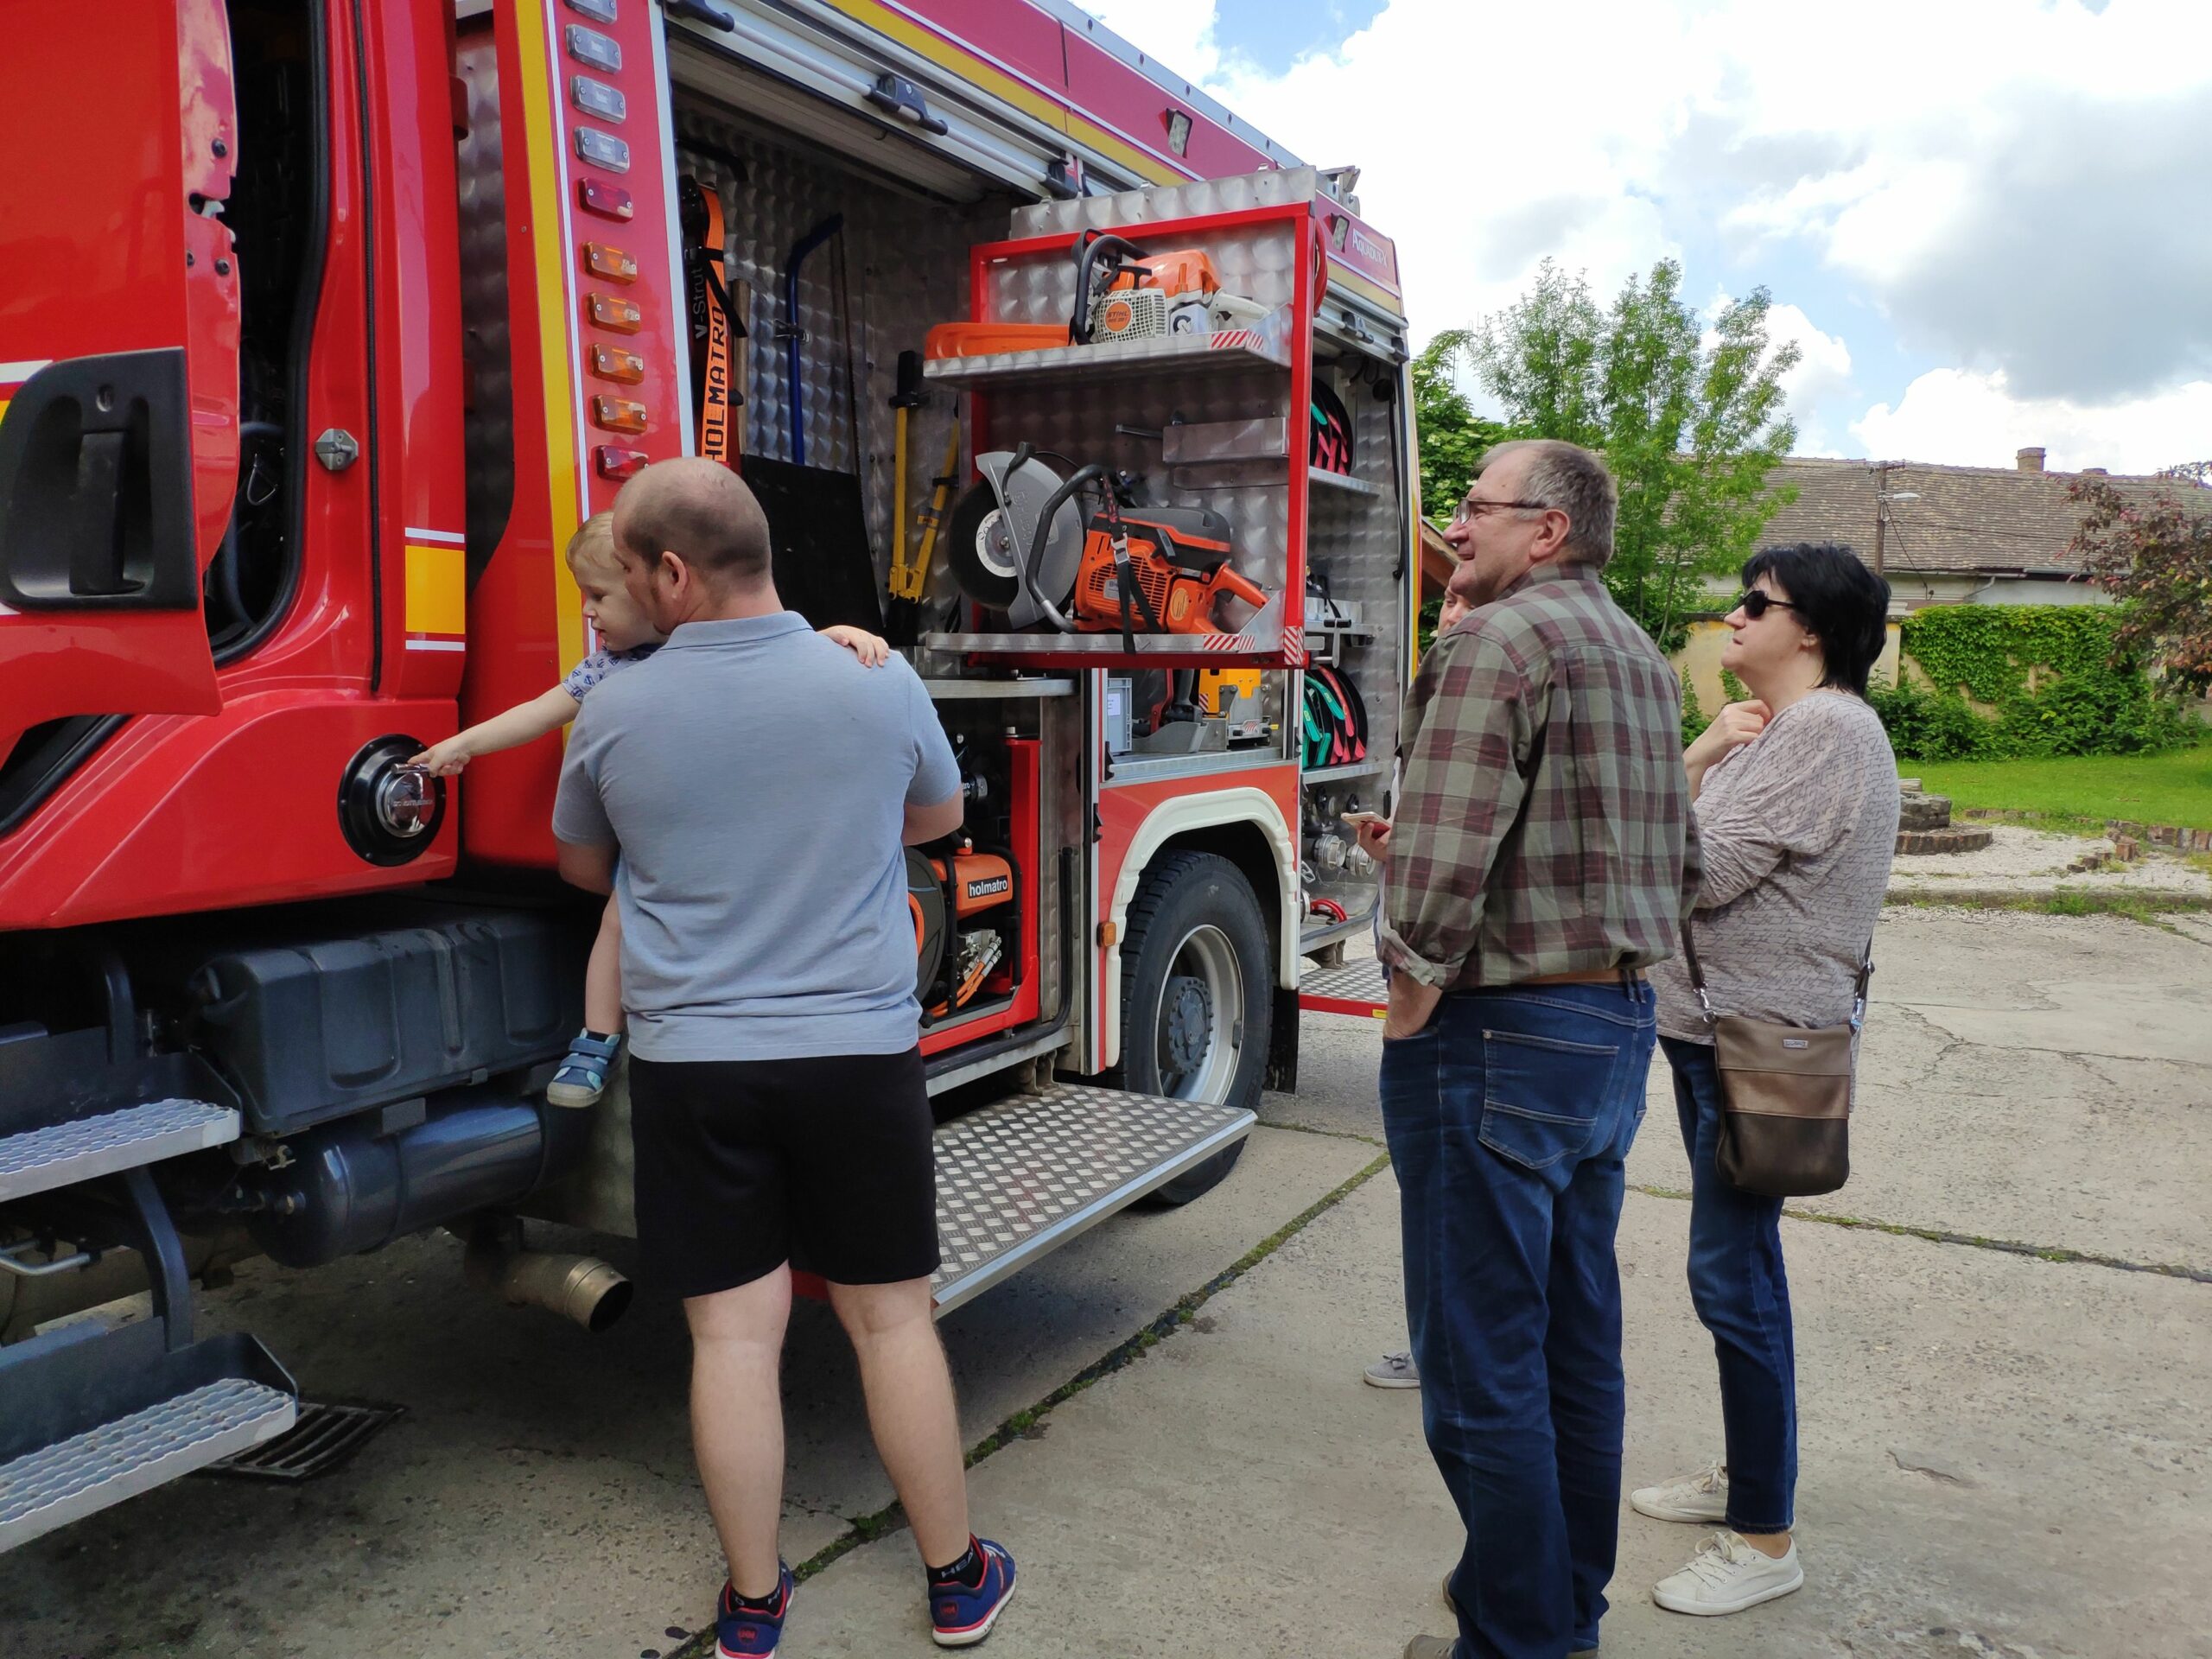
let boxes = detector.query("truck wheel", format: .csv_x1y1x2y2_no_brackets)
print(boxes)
1115,850,1270,1205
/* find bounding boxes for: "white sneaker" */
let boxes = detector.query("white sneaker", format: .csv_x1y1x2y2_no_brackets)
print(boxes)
1630,1459,1729,1523
1652,1531,1803,1617
1363,1351,1420,1389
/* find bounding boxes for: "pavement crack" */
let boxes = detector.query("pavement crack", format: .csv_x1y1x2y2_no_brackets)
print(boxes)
1628,1184,2211,1284
1253,1115,1386,1147
666,1151,1394,1659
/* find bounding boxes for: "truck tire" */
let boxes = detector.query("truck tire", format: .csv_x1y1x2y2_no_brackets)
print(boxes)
1114,849,1270,1205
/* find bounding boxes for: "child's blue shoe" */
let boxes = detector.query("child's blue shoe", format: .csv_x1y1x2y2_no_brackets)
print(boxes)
715,1563,793,1658
546,1028,620,1109
930,1538,1015,1648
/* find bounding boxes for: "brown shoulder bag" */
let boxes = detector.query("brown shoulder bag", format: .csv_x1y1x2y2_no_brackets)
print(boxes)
1681,921,1871,1198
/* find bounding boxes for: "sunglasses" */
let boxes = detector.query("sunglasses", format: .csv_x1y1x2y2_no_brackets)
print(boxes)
1735,591,1801,620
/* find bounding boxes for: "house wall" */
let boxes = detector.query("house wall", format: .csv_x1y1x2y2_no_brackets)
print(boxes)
1882,573,2108,610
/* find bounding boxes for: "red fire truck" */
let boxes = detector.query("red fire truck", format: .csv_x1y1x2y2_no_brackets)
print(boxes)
0,0,1414,1548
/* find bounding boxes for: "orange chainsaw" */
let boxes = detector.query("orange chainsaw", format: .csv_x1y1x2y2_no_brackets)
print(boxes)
945,448,1268,645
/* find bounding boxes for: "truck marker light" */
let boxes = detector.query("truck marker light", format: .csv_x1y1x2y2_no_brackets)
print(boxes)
583,242,638,283
589,344,645,383
591,396,648,434
575,128,630,172
570,76,626,124
564,0,618,21
580,180,632,221
564,24,621,74
595,446,649,480
588,293,643,333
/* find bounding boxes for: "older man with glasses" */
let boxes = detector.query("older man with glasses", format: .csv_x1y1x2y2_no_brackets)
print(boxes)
1378,440,1700,1659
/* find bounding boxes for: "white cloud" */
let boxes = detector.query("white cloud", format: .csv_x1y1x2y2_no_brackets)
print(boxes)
1075,0,2212,454
1768,304,1855,454
1851,370,2212,474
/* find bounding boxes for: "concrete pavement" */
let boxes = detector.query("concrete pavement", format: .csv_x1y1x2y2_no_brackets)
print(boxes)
2,906,2205,1658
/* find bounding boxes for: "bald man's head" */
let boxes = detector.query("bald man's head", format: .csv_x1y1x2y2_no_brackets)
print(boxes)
612,457,772,590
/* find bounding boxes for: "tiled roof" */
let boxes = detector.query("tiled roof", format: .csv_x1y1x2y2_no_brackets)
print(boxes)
1758,457,2202,576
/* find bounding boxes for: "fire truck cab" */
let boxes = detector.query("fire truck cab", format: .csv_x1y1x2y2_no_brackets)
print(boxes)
0,0,1414,1549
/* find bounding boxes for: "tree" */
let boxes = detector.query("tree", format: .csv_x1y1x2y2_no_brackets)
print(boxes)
2070,477,2212,688
1410,332,1522,524
1457,257,1801,650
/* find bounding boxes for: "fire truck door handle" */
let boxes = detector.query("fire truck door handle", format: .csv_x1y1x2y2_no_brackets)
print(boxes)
660,0,735,29
67,431,135,597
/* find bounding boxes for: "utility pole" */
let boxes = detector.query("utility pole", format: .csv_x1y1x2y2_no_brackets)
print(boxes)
1872,461,1887,575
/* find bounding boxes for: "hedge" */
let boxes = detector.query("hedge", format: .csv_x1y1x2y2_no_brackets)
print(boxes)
1867,606,2197,761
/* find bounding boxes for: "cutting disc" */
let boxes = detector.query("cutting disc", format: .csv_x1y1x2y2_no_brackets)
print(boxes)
945,480,1023,609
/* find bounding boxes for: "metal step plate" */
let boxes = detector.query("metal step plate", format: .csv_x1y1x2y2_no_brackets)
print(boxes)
202,1399,404,1483
0,1376,295,1553
0,1099,241,1203
931,1084,1254,1315
1300,958,1388,1020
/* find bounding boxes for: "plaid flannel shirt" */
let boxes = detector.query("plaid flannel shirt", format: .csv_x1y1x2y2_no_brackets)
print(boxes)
1377,563,1700,991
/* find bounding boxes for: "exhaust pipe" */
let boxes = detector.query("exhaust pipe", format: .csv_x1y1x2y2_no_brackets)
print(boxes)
464,1224,632,1334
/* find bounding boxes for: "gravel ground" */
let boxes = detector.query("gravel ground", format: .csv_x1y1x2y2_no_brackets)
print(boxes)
1888,823,2212,899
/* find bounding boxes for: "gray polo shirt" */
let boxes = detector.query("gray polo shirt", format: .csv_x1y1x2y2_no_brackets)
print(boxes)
552,613,960,1062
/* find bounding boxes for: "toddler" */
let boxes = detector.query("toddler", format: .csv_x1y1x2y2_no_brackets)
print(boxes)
410,511,889,1106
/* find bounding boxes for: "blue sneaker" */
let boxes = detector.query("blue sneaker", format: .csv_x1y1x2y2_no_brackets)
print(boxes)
546,1028,620,1109
930,1537,1015,1648
715,1563,793,1658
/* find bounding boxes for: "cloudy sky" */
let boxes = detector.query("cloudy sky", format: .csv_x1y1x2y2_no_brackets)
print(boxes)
1083,0,2212,474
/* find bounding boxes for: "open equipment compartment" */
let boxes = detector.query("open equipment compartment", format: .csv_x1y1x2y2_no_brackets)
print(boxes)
920,186,1325,667
1297,329,1414,957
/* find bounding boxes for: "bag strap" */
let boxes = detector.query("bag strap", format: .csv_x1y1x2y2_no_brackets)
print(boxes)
1682,916,1876,1031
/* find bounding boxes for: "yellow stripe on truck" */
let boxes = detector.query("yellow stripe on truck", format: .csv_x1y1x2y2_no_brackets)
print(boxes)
404,543,467,636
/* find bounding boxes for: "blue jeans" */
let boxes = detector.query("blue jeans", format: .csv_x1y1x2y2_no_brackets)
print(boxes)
1659,1036,1796,1534
1380,980,1656,1659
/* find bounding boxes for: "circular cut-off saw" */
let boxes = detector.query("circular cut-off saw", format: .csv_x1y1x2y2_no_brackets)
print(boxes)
945,448,1268,640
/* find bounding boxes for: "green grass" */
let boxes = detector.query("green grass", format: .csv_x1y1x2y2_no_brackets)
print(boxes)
1910,746,2212,831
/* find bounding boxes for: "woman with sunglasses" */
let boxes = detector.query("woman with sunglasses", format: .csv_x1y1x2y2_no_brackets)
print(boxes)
1634,542,1898,1620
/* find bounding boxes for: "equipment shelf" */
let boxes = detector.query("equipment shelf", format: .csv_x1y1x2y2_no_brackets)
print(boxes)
1306,465,1381,498
920,321,1293,393
1301,758,1386,785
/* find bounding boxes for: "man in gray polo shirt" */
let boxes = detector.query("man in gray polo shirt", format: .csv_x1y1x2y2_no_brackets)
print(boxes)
553,458,1015,1654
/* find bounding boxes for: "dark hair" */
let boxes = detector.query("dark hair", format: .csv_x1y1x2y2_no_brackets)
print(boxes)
1740,542,1891,696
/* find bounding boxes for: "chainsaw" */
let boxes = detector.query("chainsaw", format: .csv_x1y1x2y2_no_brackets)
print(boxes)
1071,231,1272,345
945,448,1268,646
922,231,1272,360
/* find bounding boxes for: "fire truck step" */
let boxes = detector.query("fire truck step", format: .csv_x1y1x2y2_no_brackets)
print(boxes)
930,1084,1255,1316
0,1099,241,1204
0,1357,295,1554
1298,959,1388,1020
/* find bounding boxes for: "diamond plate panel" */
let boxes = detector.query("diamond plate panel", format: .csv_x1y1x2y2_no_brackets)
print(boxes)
0,1379,294,1549
671,105,988,567
1013,166,1329,241
930,1084,1250,1310
0,1100,239,1202
1300,957,1388,1011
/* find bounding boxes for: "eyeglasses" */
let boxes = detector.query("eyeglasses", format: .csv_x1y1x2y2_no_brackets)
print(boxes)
1734,591,1801,620
1448,497,1549,528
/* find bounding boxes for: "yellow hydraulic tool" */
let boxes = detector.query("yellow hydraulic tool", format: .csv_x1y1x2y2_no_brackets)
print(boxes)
893,419,961,607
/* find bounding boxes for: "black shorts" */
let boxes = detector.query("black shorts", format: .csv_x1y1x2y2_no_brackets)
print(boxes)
627,1047,940,1300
